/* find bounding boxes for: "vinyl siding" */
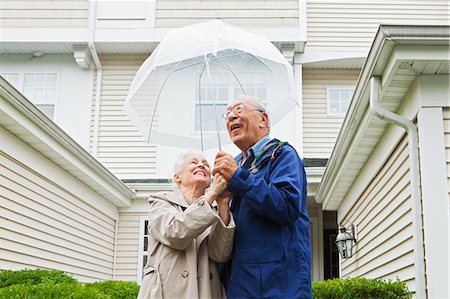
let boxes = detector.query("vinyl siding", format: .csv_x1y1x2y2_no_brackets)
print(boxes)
155,1,299,27
0,152,116,282
306,0,450,52
444,108,450,206
0,0,88,27
90,55,157,180
302,68,360,159
340,136,416,293
114,212,145,282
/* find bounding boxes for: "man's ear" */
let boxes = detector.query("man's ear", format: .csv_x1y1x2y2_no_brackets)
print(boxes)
259,112,269,128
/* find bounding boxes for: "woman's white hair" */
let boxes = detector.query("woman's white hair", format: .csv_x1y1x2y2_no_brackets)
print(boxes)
173,150,207,188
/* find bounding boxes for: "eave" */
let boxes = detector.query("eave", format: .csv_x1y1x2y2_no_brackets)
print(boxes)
315,25,450,210
0,77,135,207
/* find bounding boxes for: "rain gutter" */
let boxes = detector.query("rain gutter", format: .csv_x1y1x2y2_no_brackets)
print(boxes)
88,0,102,158
369,76,426,299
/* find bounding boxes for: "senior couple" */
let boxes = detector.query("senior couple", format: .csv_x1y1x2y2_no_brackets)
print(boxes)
138,95,312,299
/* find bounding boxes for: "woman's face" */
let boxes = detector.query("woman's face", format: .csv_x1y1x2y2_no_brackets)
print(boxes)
175,154,211,189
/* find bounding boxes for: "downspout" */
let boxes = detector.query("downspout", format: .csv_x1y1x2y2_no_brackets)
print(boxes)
88,0,102,158
369,77,427,299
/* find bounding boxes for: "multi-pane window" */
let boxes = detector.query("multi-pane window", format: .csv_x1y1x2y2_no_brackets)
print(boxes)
1,72,58,119
326,86,354,117
23,73,58,119
195,71,267,132
137,217,149,284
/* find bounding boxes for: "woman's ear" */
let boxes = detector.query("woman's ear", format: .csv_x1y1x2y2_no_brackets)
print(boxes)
174,173,181,183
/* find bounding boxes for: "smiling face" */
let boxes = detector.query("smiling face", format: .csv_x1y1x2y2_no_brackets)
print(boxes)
174,154,211,191
225,96,270,153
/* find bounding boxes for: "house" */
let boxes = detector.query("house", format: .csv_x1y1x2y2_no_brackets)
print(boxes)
1,0,448,297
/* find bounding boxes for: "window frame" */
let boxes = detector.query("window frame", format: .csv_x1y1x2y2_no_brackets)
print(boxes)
137,216,149,284
1,71,60,120
326,85,355,117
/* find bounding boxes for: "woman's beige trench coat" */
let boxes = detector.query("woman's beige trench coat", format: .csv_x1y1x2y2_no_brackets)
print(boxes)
137,191,235,299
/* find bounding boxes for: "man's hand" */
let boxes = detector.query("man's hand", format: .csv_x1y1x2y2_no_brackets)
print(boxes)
213,151,238,182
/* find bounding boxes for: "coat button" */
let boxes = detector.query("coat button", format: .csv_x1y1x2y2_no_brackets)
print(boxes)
197,199,205,206
182,270,189,278
210,272,213,280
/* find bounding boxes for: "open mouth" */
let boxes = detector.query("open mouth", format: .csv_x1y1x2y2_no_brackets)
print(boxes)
230,124,242,132
194,170,206,176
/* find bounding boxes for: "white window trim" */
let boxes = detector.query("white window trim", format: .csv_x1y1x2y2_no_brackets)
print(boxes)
137,215,149,284
326,85,355,118
1,71,60,121
95,0,156,29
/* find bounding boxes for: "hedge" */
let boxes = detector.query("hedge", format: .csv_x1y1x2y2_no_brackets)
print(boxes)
313,277,412,299
1,269,412,299
0,269,139,299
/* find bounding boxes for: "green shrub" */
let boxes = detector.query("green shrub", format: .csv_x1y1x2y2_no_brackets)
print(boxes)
0,269,77,288
312,277,412,299
0,282,107,299
0,269,139,299
86,281,140,299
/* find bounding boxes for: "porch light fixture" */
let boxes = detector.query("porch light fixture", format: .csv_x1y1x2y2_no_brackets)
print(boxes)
335,223,357,259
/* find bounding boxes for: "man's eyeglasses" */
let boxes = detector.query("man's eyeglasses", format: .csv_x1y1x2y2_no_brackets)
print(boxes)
222,103,263,120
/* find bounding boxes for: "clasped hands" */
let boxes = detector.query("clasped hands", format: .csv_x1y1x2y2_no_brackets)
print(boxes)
208,151,239,206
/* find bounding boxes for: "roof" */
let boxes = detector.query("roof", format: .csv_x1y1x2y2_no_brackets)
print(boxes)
0,76,135,207
315,25,450,210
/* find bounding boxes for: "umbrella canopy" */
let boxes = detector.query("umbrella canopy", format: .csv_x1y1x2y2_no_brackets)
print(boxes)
123,19,299,151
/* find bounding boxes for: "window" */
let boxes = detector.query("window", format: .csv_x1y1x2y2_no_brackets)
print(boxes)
326,86,354,117
195,71,267,132
1,72,58,120
137,216,149,284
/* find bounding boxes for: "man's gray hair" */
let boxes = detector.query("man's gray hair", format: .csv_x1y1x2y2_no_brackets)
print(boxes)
234,95,270,128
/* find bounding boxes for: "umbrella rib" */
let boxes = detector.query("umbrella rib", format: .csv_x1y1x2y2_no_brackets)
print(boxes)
146,60,184,144
210,58,246,94
198,63,206,151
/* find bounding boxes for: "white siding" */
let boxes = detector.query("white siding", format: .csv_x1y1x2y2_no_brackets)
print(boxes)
340,136,416,293
91,55,157,179
306,0,450,52
115,212,145,282
302,68,359,159
0,0,88,27
0,152,116,282
155,1,299,27
445,108,450,205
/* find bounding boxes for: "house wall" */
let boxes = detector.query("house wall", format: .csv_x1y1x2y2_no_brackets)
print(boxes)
155,0,299,27
90,55,157,180
302,68,359,159
0,128,117,282
338,134,416,293
0,0,89,27
305,0,450,52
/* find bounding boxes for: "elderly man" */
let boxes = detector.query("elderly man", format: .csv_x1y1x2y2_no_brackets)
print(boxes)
213,95,312,299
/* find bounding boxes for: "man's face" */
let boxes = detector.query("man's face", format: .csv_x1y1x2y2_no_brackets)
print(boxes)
225,98,267,152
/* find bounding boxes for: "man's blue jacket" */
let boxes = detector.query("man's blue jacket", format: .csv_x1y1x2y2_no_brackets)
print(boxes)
226,138,312,299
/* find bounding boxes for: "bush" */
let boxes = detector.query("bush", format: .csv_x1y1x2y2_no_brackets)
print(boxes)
0,269,139,299
312,277,412,299
0,269,77,288
86,281,140,299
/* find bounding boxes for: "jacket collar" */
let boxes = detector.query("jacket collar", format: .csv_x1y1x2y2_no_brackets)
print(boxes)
151,190,189,209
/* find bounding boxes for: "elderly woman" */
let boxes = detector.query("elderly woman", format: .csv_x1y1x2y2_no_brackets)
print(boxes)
138,150,234,299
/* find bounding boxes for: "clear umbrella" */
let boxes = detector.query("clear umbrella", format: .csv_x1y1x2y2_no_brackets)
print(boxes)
123,19,299,151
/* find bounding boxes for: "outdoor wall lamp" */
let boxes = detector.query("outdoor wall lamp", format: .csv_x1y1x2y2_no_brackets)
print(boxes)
335,223,357,259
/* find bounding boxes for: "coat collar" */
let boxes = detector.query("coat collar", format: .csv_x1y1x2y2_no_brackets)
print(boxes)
150,190,189,209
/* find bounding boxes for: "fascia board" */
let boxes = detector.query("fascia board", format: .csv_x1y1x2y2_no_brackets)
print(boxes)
0,78,134,207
